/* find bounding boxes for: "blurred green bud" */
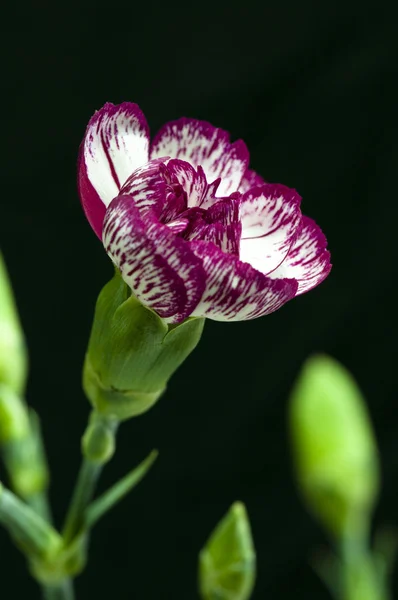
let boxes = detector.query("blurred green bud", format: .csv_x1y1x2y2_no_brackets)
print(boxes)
0,252,28,395
0,384,30,443
83,270,205,421
3,410,49,498
289,354,380,540
82,412,117,464
199,502,256,600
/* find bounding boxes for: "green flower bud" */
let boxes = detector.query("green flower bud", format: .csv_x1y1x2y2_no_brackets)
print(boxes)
199,502,256,600
82,412,117,464
1,407,49,499
0,252,28,395
0,384,30,443
83,270,205,421
289,354,380,540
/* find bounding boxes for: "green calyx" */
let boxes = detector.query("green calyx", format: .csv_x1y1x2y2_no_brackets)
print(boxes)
83,270,205,420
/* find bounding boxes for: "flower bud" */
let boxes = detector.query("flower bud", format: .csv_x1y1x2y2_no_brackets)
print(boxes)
82,412,117,464
0,384,30,443
83,270,205,420
0,252,28,395
199,502,256,600
0,404,49,499
289,354,379,540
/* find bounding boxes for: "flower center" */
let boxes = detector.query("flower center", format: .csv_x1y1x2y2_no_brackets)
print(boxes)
159,160,242,257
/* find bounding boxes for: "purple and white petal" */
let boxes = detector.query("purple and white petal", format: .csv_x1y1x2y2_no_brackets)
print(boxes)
121,158,190,223
120,157,170,211
166,159,207,208
239,184,302,275
184,196,242,255
150,118,249,197
239,168,266,193
103,195,206,322
78,102,150,237
190,241,298,321
268,216,331,295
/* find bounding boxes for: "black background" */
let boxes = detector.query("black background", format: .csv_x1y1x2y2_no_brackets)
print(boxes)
1,2,398,598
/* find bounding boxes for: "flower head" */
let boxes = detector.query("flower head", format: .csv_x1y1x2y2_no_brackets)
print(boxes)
78,102,331,323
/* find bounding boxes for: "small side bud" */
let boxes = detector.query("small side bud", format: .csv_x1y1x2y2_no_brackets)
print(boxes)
82,412,117,464
199,502,256,600
0,384,30,443
0,252,28,395
289,354,379,540
1,408,49,499
83,270,205,420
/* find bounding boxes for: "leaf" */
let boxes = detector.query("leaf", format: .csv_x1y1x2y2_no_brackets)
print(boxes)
85,449,158,529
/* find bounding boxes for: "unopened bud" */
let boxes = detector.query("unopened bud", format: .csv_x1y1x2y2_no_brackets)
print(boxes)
289,354,379,540
199,502,256,600
0,252,28,395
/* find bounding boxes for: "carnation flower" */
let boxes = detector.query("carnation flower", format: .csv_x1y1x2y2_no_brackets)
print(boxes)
79,102,330,323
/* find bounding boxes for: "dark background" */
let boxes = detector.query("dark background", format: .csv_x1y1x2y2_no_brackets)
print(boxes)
1,1,397,598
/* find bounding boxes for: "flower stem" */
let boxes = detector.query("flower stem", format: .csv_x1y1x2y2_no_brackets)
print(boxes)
62,457,102,544
341,535,389,600
42,578,75,600
28,490,52,523
62,412,118,544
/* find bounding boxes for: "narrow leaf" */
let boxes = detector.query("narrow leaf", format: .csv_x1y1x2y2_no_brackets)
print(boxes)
85,449,158,528
0,482,62,558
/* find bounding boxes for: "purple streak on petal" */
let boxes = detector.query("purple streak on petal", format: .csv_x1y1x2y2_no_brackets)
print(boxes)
189,241,298,321
120,157,171,215
269,215,331,295
239,184,302,275
167,218,190,234
102,195,206,322
239,168,266,193
166,159,208,208
78,102,150,235
183,196,242,256
201,175,222,207
150,118,249,196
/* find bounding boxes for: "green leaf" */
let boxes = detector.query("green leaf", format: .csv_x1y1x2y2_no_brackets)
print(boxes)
0,482,62,559
85,449,158,528
199,502,256,600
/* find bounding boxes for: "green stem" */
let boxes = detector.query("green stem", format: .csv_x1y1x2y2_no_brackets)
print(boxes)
341,536,389,600
62,457,102,544
62,411,118,544
42,578,75,600
29,491,52,523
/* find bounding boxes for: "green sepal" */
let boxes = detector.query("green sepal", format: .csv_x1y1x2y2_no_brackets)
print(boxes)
0,251,28,396
199,502,256,600
289,354,380,541
0,482,62,560
83,270,205,420
85,449,158,528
